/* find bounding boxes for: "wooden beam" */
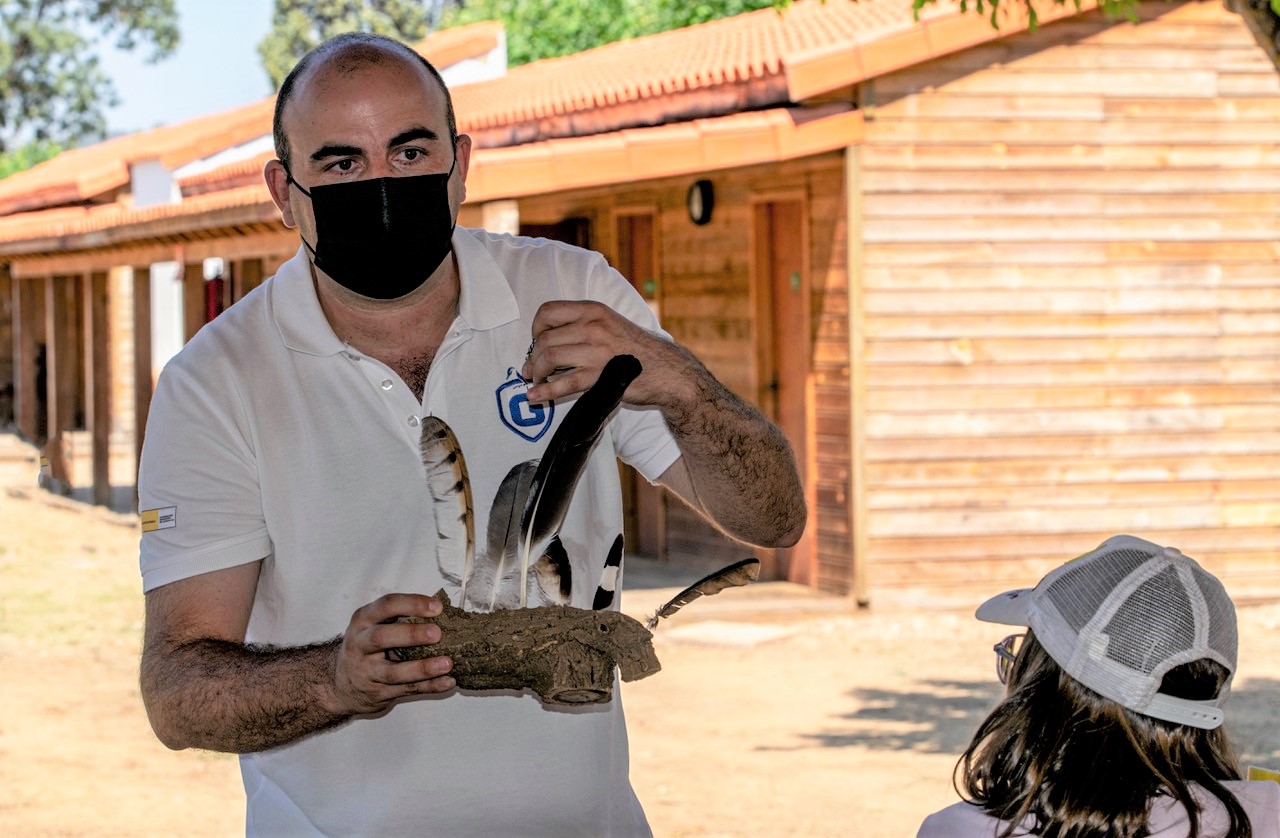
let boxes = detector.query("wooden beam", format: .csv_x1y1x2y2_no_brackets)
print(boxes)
132,265,152,508
182,261,204,343
183,230,298,264
10,243,180,279
12,275,43,441
83,271,111,506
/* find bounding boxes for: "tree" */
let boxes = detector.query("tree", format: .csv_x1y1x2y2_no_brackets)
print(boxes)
0,139,62,181
258,0,441,89
0,0,179,154
437,0,778,67
913,0,1144,29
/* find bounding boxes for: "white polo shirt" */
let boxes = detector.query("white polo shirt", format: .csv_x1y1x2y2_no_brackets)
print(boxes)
138,227,680,837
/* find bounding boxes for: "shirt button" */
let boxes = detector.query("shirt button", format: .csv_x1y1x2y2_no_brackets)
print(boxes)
408,416,420,427
381,379,393,390
345,351,358,361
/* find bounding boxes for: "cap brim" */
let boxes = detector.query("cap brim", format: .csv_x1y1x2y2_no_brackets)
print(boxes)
976,588,1034,626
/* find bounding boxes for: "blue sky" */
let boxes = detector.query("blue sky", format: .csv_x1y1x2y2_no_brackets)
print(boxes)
97,0,275,135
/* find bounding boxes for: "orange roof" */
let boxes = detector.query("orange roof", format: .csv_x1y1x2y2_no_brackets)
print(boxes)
0,21,506,217
421,20,504,69
0,0,1105,254
466,103,860,202
0,97,275,217
453,0,917,144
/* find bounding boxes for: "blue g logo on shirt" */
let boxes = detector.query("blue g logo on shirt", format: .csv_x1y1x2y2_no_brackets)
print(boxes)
496,368,554,442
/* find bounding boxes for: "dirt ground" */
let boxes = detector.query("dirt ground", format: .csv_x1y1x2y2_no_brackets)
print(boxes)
2,436,1278,837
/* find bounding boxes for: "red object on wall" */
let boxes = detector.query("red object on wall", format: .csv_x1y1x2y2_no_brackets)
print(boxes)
205,276,225,322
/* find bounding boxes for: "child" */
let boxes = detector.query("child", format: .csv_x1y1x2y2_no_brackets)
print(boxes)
918,534,1280,838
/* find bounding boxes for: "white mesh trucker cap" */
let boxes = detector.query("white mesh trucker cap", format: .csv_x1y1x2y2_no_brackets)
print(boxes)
976,535,1238,730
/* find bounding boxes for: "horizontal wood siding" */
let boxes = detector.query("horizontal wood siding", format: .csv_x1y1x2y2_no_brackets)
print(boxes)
515,155,852,583
859,0,1280,606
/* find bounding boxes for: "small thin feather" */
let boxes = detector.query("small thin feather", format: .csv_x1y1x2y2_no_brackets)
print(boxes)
645,558,761,629
419,418,475,603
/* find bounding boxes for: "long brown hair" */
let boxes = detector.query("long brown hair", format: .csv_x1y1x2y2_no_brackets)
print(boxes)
955,630,1251,838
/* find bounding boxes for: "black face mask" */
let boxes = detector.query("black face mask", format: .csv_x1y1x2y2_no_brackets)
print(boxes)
287,155,457,300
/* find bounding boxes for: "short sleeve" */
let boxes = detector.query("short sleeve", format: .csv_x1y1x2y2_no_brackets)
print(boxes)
583,255,682,483
137,357,271,592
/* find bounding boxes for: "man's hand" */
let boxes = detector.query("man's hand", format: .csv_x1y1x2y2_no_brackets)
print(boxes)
329,593,455,716
521,300,692,408
520,299,807,549
142,565,458,754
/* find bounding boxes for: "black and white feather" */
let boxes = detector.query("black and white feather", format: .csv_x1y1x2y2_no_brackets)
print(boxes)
424,355,643,611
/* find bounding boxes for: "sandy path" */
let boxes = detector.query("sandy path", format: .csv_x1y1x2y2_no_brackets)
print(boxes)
2,439,1277,836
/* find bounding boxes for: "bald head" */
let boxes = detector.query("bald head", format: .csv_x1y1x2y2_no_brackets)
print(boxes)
272,33,457,173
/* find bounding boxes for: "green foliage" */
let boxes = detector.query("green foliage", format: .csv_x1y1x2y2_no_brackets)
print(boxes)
911,0,1141,29
0,139,63,180
0,0,178,153
438,0,779,67
258,0,436,88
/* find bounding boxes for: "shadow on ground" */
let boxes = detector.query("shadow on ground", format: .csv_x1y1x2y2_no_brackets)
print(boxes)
1228,677,1280,767
758,679,1002,754
760,676,1280,768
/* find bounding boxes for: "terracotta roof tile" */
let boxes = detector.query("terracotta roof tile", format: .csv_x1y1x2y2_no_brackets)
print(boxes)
454,0,949,143
0,184,276,250
0,22,505,217
0,97,276,217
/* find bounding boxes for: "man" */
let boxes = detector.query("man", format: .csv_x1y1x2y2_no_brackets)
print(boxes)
138,33,805,837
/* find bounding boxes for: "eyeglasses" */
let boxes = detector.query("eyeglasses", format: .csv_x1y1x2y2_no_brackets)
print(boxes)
994,633,1025,685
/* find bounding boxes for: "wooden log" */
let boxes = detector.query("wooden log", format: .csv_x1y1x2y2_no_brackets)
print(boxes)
389,591,660,707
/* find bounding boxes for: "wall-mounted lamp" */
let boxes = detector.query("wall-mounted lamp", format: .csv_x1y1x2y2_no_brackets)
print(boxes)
686,179,714,226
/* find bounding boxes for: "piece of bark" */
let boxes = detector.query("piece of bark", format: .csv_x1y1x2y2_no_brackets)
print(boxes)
388,590,661,706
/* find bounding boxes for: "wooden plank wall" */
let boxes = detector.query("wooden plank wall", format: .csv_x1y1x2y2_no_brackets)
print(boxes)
859,0,1280,605
512,156,853,584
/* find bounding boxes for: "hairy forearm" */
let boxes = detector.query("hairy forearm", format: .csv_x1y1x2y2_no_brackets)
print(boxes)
661,357,807,546
141,636,347,754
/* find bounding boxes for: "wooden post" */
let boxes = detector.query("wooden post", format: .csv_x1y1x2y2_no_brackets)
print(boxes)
0,263,12,427
83,271,111,506
133,265,153,506
12,275,43,442
182,261,205,342
844,143,870,607
236,257,264,302
44,275,78,489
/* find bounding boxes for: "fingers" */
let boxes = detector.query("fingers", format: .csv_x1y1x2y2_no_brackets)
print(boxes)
522,300,647,402
332,594,456,715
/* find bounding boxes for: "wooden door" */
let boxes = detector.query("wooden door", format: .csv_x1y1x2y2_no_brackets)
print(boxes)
754,200,813,584
615,211,666,559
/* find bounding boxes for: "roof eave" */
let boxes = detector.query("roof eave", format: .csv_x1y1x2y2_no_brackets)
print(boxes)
466,75,793,148
785,0,1103,101
0,199,282,258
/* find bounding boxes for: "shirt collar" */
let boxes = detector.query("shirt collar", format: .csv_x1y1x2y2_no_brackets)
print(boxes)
272,227,520,357
453,226,520,332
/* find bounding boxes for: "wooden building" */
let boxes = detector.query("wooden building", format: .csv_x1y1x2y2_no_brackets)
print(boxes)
2,0,1277,605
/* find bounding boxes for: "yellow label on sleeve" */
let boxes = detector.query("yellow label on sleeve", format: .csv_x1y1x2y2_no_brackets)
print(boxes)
1248,765,1280,784
140,506,177,533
